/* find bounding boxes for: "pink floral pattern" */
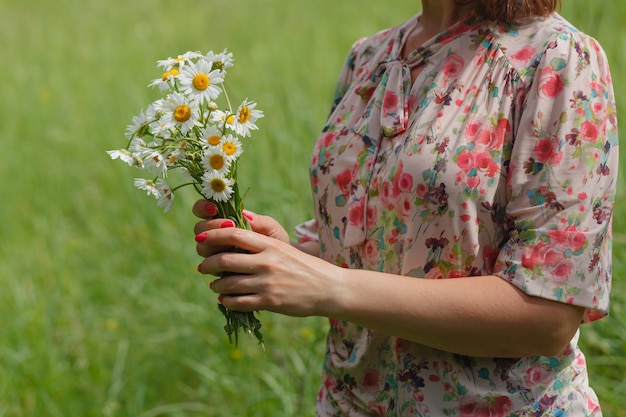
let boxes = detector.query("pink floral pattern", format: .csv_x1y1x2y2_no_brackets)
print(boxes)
302,11,618,417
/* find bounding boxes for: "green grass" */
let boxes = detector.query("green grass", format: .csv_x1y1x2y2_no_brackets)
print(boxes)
0,0,624,416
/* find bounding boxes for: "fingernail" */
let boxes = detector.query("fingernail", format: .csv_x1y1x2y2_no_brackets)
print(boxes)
242,210,254,221
218,295,224,303
197,263,203,273
205,203,218,216
195,232,207,243
220,220,235,228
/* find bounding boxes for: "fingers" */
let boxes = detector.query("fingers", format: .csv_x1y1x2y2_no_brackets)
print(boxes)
241,209,290,243
193,219,235,258
218,293,264,313
192,199,218,219
196,227,287,277
196,227,267,270
208,272,277,313
198,248,256,276
193,218,233,236
193,203,289,244
197,226,270,258
199,253,269,313
210,272,259,295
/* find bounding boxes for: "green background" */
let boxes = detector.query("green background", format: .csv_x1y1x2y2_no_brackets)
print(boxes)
1,1,624,416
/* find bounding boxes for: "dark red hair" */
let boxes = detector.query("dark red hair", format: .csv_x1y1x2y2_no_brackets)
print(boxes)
463,0,561,24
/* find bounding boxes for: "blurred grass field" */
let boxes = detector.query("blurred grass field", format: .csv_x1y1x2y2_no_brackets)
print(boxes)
1,0,625,416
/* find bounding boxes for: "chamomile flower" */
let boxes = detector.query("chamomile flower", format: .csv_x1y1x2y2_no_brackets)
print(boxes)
156,179,174,212
220,134,244,162
205,49,234,71
156,92,201,134
178,59,224,105
201,171,234,202
202,147,232,175
128,137,150,167
210,109,235,128
144,150,168,176
106,149,135,166
134,178,160,198
108,137,146,167
164,145,187,167
149,68,180,92
200,125,223,148
156,51,202,71
229,99,263,137
125,106,154,139
148,115,174,138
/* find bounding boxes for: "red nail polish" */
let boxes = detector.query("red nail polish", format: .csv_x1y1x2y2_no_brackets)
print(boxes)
220,220,235,228
195,232,207,243
205,203,218,216
218,295,224,303
197,263,203,273
242,210,253,221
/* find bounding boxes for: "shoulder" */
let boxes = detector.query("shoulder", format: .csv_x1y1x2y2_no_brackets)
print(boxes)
493,13,608,78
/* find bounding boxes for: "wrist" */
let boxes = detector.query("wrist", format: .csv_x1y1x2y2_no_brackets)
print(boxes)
318,265,350,319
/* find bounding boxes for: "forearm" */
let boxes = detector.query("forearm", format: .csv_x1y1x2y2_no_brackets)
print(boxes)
325,270,585,358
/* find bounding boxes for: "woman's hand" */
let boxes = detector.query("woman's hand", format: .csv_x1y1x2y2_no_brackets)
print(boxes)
192,199,290,245
192,199,339,317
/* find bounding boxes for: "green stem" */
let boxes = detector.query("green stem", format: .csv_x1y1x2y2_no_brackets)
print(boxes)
222,83,234,114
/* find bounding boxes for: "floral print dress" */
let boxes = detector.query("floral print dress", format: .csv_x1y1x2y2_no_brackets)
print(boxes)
297,11,618,417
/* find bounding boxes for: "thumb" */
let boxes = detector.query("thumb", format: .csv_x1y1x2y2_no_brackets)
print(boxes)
242,210,290,243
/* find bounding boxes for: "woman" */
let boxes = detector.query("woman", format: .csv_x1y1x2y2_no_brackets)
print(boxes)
194,0,618,415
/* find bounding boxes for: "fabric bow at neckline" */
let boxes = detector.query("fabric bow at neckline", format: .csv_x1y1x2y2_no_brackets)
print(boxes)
352,53,424,138
343,53,425,247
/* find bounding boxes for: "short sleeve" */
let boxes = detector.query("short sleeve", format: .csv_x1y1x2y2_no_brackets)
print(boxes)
494,32,618,323
294,218,319,244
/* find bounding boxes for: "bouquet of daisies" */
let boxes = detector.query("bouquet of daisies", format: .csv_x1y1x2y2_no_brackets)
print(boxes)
107,50,264,345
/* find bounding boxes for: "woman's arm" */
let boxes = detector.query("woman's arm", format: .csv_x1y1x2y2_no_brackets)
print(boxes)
197,222,584,359
331,269,584,358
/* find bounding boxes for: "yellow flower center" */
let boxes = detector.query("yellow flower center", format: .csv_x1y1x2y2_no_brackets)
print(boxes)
161,69,180,81
210,178,226,192
222,142,237,156
174,105,191,122
208,135,221,146
238,105,250,123
223,114,235,125
193,73,210,90
210,154,225,170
